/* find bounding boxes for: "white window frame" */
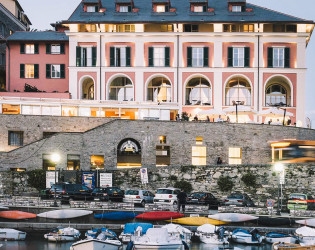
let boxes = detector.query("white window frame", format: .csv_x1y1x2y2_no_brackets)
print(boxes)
25,64,34,78
51,64,61,79
120,6,128,12
87,6,96,12
232,5,242,12
273,47,285,68
233,47,245,67
25,44,34,54
153,47,165,67
192,47,204,67
51,44,61,54
194,6,203,12
156,5,165,12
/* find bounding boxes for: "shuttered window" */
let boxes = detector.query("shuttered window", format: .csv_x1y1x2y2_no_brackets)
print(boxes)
268,47,290,68
110,47,131,67
148,47,170,67
8,131,23,146
188,47,209,67
228,47,250,67
76,46,96,67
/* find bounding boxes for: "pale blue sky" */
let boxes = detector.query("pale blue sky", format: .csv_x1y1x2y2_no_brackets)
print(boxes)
18,0,315,127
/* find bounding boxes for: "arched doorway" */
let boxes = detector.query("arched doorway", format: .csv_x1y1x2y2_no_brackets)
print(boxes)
185,77,212,105
147,77,172,102
117,138,141,168
225,77,252,106
109,77,134,101
81,77,95,100
265,76,292,107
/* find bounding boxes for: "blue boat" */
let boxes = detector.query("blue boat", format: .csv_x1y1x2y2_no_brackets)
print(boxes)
231,228,263,245
94,212,139,220
119,223,153,243
265,232,295,244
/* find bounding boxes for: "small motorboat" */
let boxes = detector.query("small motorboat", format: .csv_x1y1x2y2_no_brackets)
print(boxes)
44,226,80,242
295,226,315,245
272,242,315,250
71,228,122,250
195,224,229,244
119,223,153,243
162,223,193,244
128,228,186,249
0,211,36,220
0,228,26,241
265,232,296,244
296,219,315,228
231,228,263,245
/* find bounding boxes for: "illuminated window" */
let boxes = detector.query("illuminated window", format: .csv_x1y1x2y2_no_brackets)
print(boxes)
67,155,80,170
91,155,105,169
194,6,203,12
25,64,34,78
62,106,78,117
244,24,254,32
229,147,242,164
42,154,55,170
161,25,173,32
159,136,166,144
8,131,23,146
2,104,20,114
115,24,135,32
196,137,203,145
232,5,242,12
25,44,34,54
192,146,206,166
156,145,170,166
156,5,165,12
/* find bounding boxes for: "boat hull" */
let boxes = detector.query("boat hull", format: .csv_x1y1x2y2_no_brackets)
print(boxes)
231,234,263,245
44,234,79,242
272,243,315,250
0,211,36,220
197,234,228,244
265,236,295,244
37,209,93,219
136,212,183,221
133,243,183,249
170,217,227,226
71,239,122,250
0,229,26,241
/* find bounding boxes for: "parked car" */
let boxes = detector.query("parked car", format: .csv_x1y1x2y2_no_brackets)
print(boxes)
287,193,315,211
92,187,124,202
186,192,220,209
153,188,180,205
223,193,255,207
49,183,93,203
40,188,52,199
123,189,155,207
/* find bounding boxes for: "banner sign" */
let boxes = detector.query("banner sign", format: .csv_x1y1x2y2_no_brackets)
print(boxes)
140,168,148,184
99,173,113,187
46,171,58,188
82,172,96,189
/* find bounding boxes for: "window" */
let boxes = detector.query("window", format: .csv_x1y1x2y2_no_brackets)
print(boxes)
268,47,290,68
120,6,129,12
229,147,242,164
194,6,204,12
51,45,61,54
156,5,165,12
228,47,250,68
225,77,251,106
223,24,254,33
233,48,244,67
42,154,56,170
25,44,34,54
46,64,65,79
154,47,165,67
196,137,203,145
91,155,105,169
8,131,23,146
266,84,288,107
192,146,206,166
79,24,97,32
156,145,170,166
147,77,172,102
87,5,98,12
186,77,212,106
184,24,199,32
187,47,209,67
67,155,80,170
109,77,134,101
50,65,60,78
273,48,284,68
159,136,166,144
232,5,242,12
25,64,34,78
110,47,131,67
243,24,254,32
161,25,173,32
76,47,97,67
192,47,204,67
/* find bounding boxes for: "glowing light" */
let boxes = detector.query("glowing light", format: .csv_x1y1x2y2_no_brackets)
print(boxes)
51,153,61,164
274,163,284,173
270,142,291,147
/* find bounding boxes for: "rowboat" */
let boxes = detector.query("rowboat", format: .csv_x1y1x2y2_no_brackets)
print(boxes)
0,228,27,240
94,211,138,220
231,228,263,245
136,211,184,221
119,223,153,243
195,224,229,244
37,209,93,219
44,226,80,242
0,211,36,220
265,232,296,244
162,223,192,243
208,213,258,222
272,242,315,250
168,217,227,226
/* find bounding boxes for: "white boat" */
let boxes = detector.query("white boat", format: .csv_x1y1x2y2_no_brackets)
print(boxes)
208,213,258,223
264,232,296,244
131,228,185,249
44,226,80,242
162,224,192,243
38,209,93,219
71,228,122,250
231,228,263,245
0,228,26,241
195,224,229,244
296,219,315,227
295,226,315,245
119,223,153,243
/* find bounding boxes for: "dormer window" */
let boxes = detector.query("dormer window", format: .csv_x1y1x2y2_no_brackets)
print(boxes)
194,6,204,12
86,5,99,12
120,5,131,12
156,5,166,12
232,5,242,12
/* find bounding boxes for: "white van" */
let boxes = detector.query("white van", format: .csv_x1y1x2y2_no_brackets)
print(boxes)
153,188,181,205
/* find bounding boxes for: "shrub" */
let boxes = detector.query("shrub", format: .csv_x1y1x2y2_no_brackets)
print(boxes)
217,176,234,192
174,180,193,193
169,175,178,181
241,172,257,188
27,169,46,191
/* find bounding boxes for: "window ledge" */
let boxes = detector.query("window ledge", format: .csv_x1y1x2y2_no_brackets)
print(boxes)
151,12,177,16
228,12,255,16
113,12,139,16
189,12,215,16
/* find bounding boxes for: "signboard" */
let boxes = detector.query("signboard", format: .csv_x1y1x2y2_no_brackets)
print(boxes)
99,173,113,187
82,172,96,189
140,168,148,184
266,199,275,207
46,171,58,188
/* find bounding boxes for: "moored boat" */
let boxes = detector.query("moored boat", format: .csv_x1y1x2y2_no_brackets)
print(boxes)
208,213,258,223
195,224,229,245
119,223,153,243
169,217,227,226
162,223,192,243
265,232,296,244
0,228,26,241
38,209,93,219
136,211,184,221
0,211,36,220
272,242,315,250
295,226,315,245
296,219,315,228
44,226,80,242
94,211,138,220
231,228,263,245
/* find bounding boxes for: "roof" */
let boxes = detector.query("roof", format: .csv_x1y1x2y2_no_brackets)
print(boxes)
65,0,314,24
7,31,69,41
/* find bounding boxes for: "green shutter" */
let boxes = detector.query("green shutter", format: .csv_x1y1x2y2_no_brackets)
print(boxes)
95,5,99,12
165,47,170,67
34,64,39,78
46,64,51,78
267,47,273,68
46,44,51,54
187,47,192,67
126,47,131,67
244,47,250,67
34,44,39,54
60,44,65,54
148,47,154,67
165,5,169,12
241,5,246,12
76,46,81,67
60,64,65,78
203,47,209,67
203,5,207,12
128,5,132,12
20,64,25,78
110,47,115,67
92,47,97,66
227,47,233,67
284,47,290,68
20,44,25,54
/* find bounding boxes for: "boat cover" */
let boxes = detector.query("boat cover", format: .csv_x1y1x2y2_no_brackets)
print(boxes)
123,223,153,234
197,224,216,234
296,226,315,236
266,232,290,238
94,212,138,220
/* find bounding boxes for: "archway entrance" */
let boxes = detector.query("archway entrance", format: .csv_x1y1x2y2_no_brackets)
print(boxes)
81,77,95,100
117,138,141,168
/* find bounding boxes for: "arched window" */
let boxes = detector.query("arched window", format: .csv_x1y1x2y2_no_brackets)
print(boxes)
117,138,141,168
82,77,94,100
109,77,134,101
265,77,291,107
185,77,211,105
225,77,251,106
147,77,172,102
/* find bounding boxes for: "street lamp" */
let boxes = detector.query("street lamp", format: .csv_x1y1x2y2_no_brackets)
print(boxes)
274,163,285,215
51,153,60,207
233,100,244,123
